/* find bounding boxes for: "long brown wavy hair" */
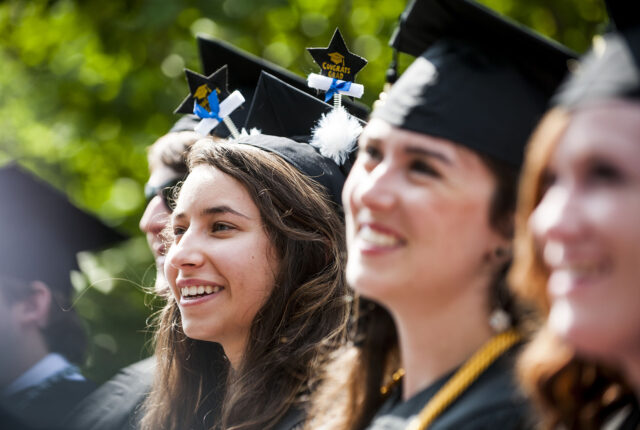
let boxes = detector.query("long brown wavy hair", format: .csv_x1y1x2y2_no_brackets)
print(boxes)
509,108,636,430
305,150,525,430
140,139,351,430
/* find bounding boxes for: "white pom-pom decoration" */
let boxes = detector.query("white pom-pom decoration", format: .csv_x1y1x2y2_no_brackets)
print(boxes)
310,107,362,165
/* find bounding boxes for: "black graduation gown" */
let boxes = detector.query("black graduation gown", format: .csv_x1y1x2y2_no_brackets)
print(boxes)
617,400,640,430
365,349,532,430
1,377,96,429
271,404,306,430
64,356,155,430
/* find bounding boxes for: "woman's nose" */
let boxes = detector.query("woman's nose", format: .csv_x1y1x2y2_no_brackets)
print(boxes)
349,162,398,213
166,229,206,271
530,184,582,244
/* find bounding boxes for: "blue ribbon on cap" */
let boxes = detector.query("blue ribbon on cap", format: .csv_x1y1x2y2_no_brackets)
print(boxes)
193,90,223,122
324,78,352,102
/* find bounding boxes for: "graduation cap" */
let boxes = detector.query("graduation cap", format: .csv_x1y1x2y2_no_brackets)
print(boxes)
191,35,323,137
0,164,125,297
373,0,576,166
307,28,368,104
169,35,370,135
604,0,640,34
199,36,316,96
174,66,245,137
240,71,364,206
553,1,640,108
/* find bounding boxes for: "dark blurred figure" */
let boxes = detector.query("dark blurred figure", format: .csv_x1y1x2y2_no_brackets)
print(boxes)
0,164,123,429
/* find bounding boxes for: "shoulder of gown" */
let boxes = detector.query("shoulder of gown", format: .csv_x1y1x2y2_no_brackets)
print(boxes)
64,356,156,430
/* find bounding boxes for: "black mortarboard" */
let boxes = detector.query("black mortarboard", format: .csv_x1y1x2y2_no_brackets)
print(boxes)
173,35,369,137
240,71,365,206
553,1,640,108
604,0,640,34
194,36,314,137
245,71,364,142
373,0,576,166
0,164,125,296
199,35,315,95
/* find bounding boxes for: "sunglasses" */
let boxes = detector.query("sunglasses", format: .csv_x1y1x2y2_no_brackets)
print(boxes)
144,177,183,211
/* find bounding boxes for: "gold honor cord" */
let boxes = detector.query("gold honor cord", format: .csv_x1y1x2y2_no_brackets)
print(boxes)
405,329,522,430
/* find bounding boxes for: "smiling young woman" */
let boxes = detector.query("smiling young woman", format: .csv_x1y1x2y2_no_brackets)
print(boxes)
510,27,640,429
304,1,575,429
139,137,351,430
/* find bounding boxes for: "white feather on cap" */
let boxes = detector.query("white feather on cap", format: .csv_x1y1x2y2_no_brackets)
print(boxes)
310,106,362,165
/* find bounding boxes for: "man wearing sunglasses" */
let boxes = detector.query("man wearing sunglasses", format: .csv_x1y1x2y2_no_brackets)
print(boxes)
139,131,199,292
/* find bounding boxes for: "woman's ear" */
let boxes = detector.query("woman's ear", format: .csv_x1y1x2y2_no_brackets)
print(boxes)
487,209,515,268
492,244,513,266
485,227,513,269
17,281,52,329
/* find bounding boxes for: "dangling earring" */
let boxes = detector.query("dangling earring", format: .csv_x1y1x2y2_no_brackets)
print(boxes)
489,308,512,333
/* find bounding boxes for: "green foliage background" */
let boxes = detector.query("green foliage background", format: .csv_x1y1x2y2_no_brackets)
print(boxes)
0,0,608,382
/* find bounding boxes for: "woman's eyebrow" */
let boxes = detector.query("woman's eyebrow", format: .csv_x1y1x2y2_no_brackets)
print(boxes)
405,146,452,165
201,205,250,219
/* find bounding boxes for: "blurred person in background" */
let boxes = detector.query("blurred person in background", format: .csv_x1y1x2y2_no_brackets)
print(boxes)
510,4,640,428
0,164,123,429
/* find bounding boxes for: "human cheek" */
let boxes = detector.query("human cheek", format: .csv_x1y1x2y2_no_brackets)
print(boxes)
529,186,569,247
342,162,365,215
139,197,170,236
342,168,365,241
605,194,640,286
163,246,181,300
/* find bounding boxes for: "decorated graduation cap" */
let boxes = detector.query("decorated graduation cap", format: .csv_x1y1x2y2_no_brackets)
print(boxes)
307,28,368,107
0,164,125,296
174,65,245,138
373,0,576,167
240,71,364,206
171,36,370,136
553,1,640,108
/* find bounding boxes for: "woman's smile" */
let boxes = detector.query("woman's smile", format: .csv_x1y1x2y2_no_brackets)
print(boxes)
355,223,406,254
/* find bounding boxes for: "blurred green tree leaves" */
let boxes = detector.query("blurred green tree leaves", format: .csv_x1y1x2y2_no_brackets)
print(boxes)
0,0,607,381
